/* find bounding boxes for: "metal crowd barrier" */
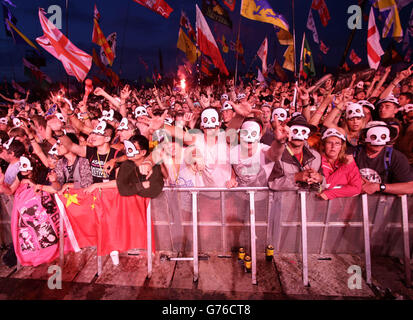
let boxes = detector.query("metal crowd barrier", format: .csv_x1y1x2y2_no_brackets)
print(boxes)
53,188,413,287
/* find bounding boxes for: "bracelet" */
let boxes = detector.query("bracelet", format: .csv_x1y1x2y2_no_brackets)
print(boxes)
67,112,74,116
55,132,64,138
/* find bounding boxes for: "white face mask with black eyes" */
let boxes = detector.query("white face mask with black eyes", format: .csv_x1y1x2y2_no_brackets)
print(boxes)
290,125,311,141
123,140,140,158
117,118,129,131
240,121,261,143
92,121,107,135
19,156,33,172
346,103,364,119
365,126,390,145
134,106,148,118
272,108,288,122
200,109,220,129
49,143,59,156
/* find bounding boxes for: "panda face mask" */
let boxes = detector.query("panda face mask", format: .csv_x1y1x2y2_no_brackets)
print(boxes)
240,121,261,143
365,126,390,146
123,140,140,158
290,125,311,141
19,156,33,172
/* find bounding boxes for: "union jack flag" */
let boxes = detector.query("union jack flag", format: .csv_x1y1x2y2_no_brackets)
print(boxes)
36,8,92,82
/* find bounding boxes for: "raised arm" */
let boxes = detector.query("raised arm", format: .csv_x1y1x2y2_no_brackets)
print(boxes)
380,65,412,99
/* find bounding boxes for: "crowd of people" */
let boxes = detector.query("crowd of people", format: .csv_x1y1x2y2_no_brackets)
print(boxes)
0,63,412,266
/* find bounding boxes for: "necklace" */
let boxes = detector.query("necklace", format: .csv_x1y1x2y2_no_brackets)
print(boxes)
97,150,110,179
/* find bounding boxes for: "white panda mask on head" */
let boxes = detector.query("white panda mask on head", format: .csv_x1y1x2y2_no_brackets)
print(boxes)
19,156,33,172
123,140,140,158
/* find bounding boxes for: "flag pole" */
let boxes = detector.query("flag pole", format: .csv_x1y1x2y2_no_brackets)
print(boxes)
333,0,368,90
292,0,298,112
65,0,70,97
234,17,241,86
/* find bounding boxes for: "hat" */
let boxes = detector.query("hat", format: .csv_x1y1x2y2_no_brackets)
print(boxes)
357,100,375,111
376,95,400,108
287,114,317,133
360,121,398,144
221,101,233,111
403,104,413,114
116,161,164,198
321,128,346,141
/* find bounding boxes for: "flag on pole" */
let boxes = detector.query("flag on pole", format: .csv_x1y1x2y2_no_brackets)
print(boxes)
367,7,384,69
92,48,119,86
257,68,266,83
177,27,199,64
311,0,330,27
218,34,229,53
223,0,236,11
2,3,16,37
373,0,403,41
349,49,362,64
202,0,232,28
23,57,52,83
92,6,115,66
282,44,295,72
257,37,268,75
306,7,319,44
100,32,116,66
36,8,92,82
133,0,173,19
196,4,229,76
6,18,38,49
275,26,293,45
180,10,196,42
319,40,329,54
300,34,315,79
241,0,289,31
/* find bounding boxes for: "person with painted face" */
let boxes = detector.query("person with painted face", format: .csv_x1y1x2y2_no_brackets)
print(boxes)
355,121,413,195
317,128,362,200
268,114,325,191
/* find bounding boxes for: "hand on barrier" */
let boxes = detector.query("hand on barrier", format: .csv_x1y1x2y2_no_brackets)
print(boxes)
104,158,116,175
361,178,380,195
226,178,238,188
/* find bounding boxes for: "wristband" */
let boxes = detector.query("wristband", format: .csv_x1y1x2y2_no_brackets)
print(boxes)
55,132,64,138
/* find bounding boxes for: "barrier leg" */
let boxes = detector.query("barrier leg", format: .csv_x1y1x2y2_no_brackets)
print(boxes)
192,192,198,282
97,255,102,276
400,195,411,287
59,210,64,268
220,191,228,256
147,200,152,279
248,191,257,285
299,191,309,287
361,194,372,285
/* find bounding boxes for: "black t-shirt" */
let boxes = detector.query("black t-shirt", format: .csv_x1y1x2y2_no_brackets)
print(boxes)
355,146,413,184
86,146,124,183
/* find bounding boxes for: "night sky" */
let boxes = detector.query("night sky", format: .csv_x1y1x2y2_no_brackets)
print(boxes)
0,0,412,84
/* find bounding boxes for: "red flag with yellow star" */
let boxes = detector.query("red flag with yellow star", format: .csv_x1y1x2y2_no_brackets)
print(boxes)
58,188,153,256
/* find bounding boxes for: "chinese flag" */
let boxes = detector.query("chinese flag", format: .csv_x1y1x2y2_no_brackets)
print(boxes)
59,188,153,256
